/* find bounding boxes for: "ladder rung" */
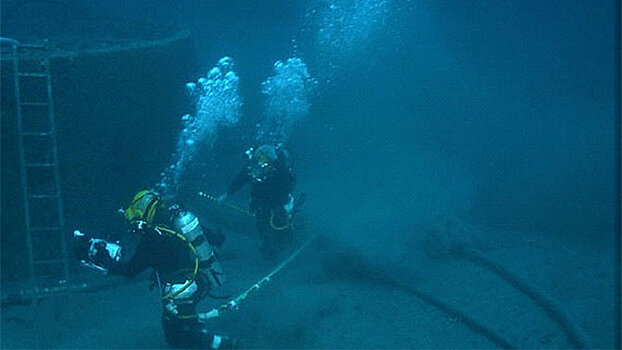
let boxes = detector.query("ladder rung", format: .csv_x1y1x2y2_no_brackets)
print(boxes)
26,163,55,167
19,73,47,78
28,194,58,199
33,259,65,265
21,102,49,106
22,132,51,136
29,226,62,231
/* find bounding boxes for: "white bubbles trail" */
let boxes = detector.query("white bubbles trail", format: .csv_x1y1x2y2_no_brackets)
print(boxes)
257,57,316,145
306,0,390,78
158,57,242,199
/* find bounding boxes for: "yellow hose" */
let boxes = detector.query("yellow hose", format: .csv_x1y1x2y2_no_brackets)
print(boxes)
269,211,291,231
198,191,255,217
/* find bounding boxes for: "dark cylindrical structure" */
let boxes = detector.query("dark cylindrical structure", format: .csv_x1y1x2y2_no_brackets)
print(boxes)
1,21,199,282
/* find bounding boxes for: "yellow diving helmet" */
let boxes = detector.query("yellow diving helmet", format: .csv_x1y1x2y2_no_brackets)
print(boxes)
123,190,162,224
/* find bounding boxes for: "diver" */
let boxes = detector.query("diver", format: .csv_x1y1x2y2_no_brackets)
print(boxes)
74,190,234,349
217,144,297,258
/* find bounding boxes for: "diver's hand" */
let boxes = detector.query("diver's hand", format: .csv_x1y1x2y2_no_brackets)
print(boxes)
91,241,115,267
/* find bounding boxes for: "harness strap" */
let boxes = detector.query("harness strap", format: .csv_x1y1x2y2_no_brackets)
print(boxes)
154,225,201,300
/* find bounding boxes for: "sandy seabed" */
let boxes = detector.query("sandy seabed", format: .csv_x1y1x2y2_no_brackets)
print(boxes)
0,218,616,349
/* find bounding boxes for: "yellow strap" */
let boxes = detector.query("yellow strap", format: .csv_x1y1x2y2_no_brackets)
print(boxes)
154,225,201,300
269,211,291,231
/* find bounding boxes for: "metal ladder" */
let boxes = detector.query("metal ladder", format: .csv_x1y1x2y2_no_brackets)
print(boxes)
3,38,70,301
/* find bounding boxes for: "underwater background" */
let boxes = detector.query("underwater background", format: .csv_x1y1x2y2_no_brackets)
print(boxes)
1,0,619,348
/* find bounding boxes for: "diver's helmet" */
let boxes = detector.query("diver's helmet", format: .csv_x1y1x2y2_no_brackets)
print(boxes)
123,190,163,225
247,145,278,183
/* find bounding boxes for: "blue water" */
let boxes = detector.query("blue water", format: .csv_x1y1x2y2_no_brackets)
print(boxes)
0,0,618,348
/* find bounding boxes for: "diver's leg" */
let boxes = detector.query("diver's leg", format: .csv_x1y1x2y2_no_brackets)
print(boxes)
162,299,234,349
254,209,277,259
162,313,190,348
163,315,234,349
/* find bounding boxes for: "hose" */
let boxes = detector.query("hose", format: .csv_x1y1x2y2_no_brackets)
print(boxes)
198,191,255,218
196,234,317,322
269,211,291,231
390,281,515,349
455,246,591,349
0,37,20,46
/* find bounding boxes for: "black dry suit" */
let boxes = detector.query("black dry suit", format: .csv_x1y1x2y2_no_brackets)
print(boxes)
109,207,228,349
226,147,296,255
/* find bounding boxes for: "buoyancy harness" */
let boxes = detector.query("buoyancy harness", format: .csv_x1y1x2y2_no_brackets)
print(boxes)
139,210,222,301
